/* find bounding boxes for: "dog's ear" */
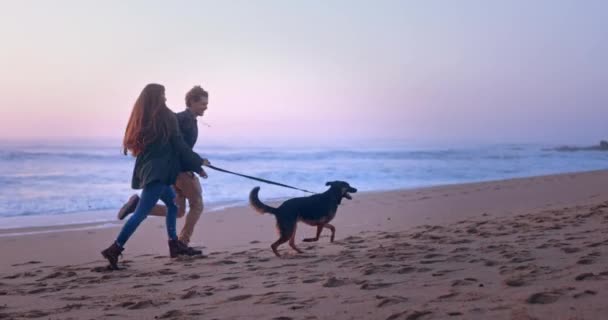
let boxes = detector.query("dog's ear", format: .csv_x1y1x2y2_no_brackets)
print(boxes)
326,181,334,186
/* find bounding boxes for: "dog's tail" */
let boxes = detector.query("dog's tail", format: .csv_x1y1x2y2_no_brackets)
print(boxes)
249,187,278,215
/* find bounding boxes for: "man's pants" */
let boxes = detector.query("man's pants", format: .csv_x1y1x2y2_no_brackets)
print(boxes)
149,172,203,244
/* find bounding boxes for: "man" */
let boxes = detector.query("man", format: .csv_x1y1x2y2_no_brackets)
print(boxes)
118,85,209,250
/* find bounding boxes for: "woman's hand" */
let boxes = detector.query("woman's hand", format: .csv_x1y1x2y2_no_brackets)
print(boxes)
202,158,211,166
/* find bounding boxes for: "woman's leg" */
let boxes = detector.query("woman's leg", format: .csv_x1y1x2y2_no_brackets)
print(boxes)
115,182,166,247
159,186,178,241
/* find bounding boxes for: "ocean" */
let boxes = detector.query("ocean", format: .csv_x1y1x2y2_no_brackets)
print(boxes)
1,141,607,229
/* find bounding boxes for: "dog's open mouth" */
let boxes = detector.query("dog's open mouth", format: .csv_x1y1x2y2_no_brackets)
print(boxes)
343,187,357,200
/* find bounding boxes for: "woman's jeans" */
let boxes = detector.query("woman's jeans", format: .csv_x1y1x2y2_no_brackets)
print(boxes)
116,181,178,247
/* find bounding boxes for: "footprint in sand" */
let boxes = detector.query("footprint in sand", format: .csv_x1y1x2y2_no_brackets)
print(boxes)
227,284,241,290
431,269,464,277
255,293,298,306
226,294,253,302
59,304,83,312
180,290,200,299
577,258,596,265
561,247,581,254
118,300,162,310
504,277,527,287
575,273,599,281
375,295,408,308
27,287,55,294
322,277,347,288
157,310,184,319
19,310,51,318
213,259,238,266
381,233,400,240
11,261,41,267
181,273,201,280
132,283,164,289
302,278,322,284
577,251,602,265
526,291,562,304
436,292,459,300
587,241,607,248
420,259,447,265
451,278,478,287
343,236,365,244
3,272,38,279
90,266,116,273
60,295,91,301
483,260,499,267
39,271,77,281
360,281,393,290
573,290,597,299
386,310,432,320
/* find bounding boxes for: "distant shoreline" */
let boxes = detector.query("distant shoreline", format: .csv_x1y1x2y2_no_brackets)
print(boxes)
2,168,607,235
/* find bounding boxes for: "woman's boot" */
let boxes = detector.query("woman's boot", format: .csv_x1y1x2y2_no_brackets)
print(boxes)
101,242,124,270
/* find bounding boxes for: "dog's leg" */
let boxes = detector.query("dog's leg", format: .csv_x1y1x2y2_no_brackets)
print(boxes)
271,236,290,258
273,219,297,257
288,225,304,254
324,224,336,242
303,225,323,242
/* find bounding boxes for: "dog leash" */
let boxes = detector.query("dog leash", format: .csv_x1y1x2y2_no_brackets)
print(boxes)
204,164,317,194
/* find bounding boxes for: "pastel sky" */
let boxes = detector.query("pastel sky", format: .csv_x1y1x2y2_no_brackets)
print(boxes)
0,0,606,146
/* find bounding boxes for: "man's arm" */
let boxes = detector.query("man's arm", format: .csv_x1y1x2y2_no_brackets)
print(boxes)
170,116,204,174
176,112,197,149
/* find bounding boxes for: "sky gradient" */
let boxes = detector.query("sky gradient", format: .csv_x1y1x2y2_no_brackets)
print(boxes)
0,0,606,146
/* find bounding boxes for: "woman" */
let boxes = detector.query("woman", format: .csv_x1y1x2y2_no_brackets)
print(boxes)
101,83,207,270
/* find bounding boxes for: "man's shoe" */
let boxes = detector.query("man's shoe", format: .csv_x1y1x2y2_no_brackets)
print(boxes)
168,239,202,258
179,239,203,256
186,246,203,256
117,194,139,220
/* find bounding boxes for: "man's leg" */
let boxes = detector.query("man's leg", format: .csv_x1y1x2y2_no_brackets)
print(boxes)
117,180,187,220
148,185,186,217
158,185,202,257
175,172,204,245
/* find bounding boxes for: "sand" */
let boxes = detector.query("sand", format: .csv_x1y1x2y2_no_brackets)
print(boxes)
1,170,608,319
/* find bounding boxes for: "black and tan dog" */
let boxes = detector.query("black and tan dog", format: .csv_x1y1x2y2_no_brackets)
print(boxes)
249,181,357,257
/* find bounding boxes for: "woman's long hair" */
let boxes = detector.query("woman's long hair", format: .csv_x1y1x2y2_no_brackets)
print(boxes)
123,83,174,156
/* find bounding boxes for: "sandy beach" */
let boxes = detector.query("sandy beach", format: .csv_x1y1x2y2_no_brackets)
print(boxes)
2,170,608,319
